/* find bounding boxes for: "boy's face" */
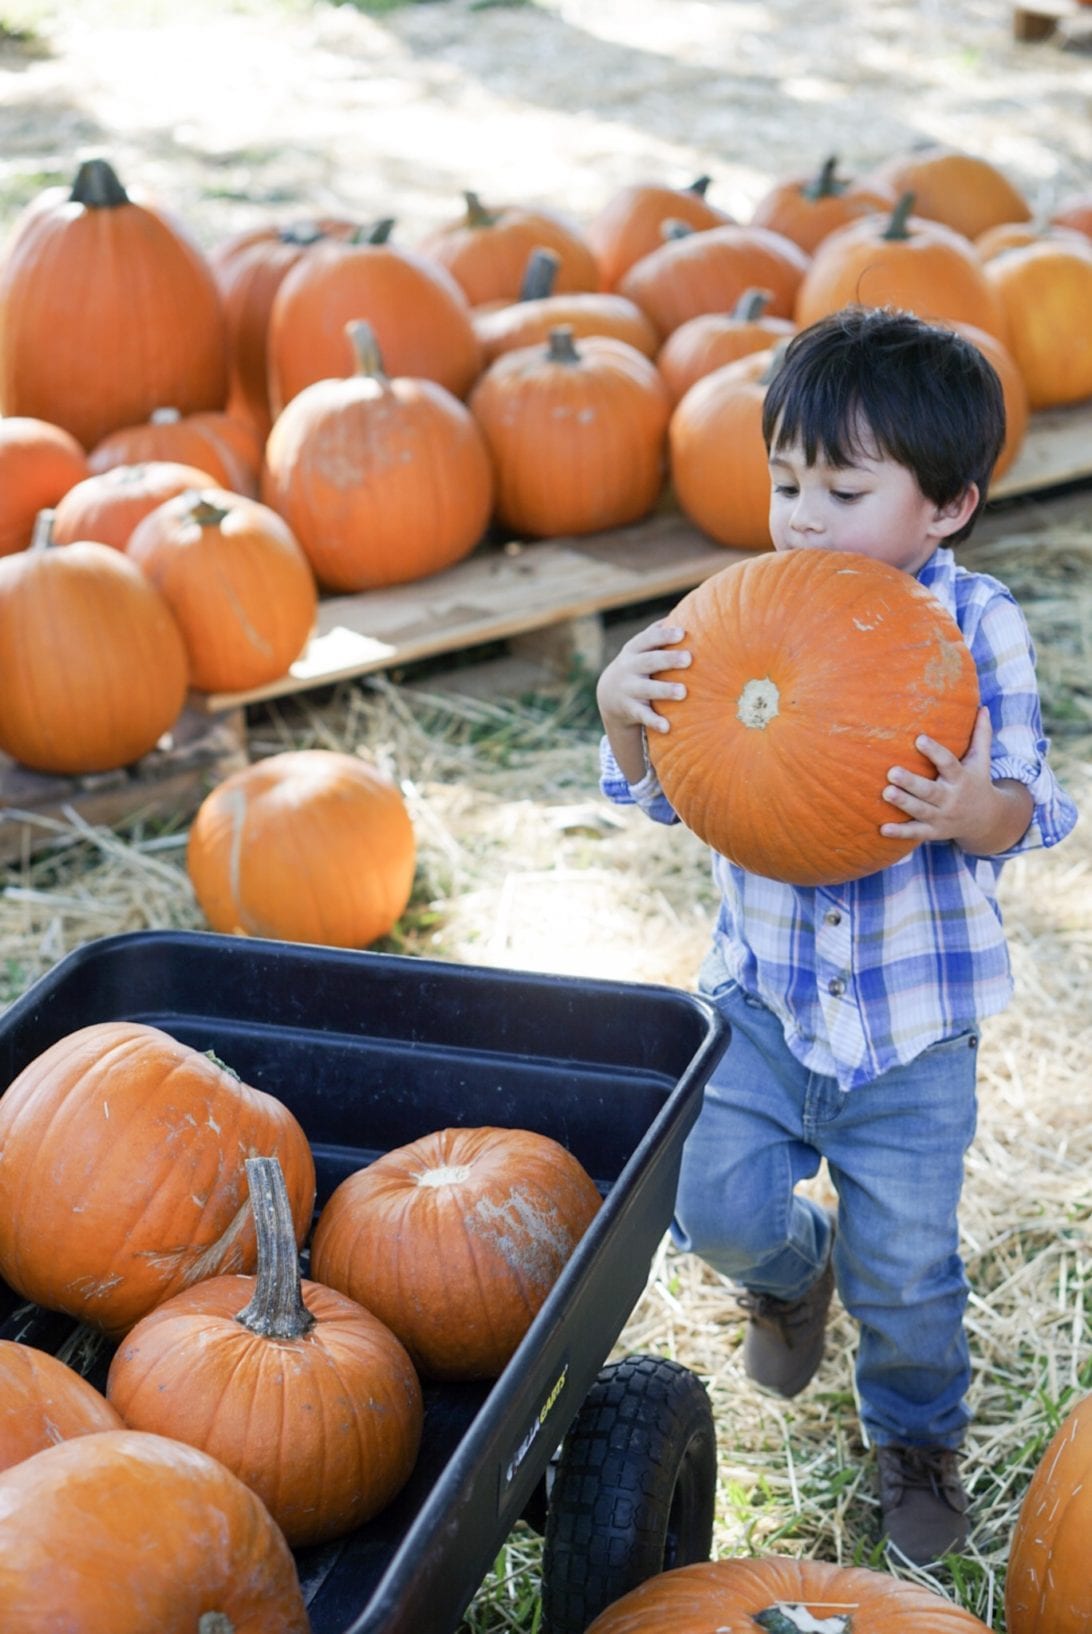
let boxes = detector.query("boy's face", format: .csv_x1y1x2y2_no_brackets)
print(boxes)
767,434,978,576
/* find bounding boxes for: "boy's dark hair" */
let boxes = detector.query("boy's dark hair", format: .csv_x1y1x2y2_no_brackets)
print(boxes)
761,306,1007,545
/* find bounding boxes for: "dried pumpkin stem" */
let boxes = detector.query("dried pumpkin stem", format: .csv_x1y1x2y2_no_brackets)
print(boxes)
198,1615,236,1634
235,1156,315,1341
29,509,56,552
802,155,847,202
518,246,561,302
732,287,774,321
70,157,129,209
883,192,917,240
546,326,581,365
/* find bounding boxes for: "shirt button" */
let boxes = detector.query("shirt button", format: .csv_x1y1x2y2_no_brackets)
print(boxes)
827,977,846,997
824,909,842,926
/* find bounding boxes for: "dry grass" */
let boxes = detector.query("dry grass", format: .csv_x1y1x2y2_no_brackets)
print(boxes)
0,527,1089,1632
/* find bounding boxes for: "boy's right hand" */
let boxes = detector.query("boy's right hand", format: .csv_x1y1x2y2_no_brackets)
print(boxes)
596,624,691,782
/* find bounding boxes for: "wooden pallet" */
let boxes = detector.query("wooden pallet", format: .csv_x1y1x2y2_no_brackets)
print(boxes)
0,705,247,864
1013,0,1092,42
191,399,1092,715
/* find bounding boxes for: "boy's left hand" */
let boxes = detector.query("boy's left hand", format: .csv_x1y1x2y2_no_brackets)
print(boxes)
880,707,1032,854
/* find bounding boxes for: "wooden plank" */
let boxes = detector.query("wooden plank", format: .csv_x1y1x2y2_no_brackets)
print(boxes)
0,706,248,863
188,401,1092,714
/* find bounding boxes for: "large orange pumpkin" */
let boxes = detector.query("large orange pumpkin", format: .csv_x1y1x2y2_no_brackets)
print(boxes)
418,189,600,305
51,459,219,551
982,238,1092,409
865,144,1032,242
186,747,417,949
586,174,736,291
0,1342,122,1472
268,221,482,412
668,348,779,551
468,325,670,537
310,1125,602,1380
0,1429,310,1633
658,291,795,405
88,407,263,498
647,549,980,885
619,223,809,336
126,487,317,694
107,1156,423,1548
0,1020,316,1336
0,515,189,774
1006,1393,1092,1634
262,321,493,592
0,158,227,449
583,1557,990,1633
0,417,89,557
749,154,896,255
795,194,1010,341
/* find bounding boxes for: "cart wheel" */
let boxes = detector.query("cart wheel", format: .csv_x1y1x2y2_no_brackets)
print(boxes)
539,1353,717,1634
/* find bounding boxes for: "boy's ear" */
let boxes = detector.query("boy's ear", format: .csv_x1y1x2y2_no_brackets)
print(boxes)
931,483,980,539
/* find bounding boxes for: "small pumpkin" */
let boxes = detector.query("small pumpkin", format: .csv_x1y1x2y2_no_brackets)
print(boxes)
187,747,417,949
107,1156,423,1548
865,143,1032,242
88,407,263,498
583,1556,990,1633
51,459,220,551
1006,1392,1092,1634
468,324,671,538
0,417,89,557
418,188,600,306
262,321,493,592
586,174,736,291
268,219,482,413
668,347,781,550
619,222,809,337
647,549,980,885
794,193,1010,342
473,247,661,364
0,1019,316,1336
310,1125,602,1381
982,238,1092,409
0,1429,310,1633
749,154,896,255
657,289,796,406
0,1342,122,1472
0,157,227,449
0,511,189,775
126,487,317,694
941,321,1028,482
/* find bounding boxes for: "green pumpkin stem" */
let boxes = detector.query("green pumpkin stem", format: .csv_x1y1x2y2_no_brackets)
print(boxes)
661,217,694,242
518,247,561,302
687,175,712,198
883,192,917,240
235,1156,315,1342
350,217,395,246
732,287,774,321
70,158,130,209
546,326,581,366
346,319,387,381
29,510,56,552
802,155,847,202
186,493,231,529
463,190,498,229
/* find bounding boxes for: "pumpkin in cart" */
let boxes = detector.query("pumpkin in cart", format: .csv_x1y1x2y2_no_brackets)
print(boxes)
0,416,89,557
668,346,782,551
0,511,189,775
0,1019,315,1336
468,324,670,538
0,157,227,450
107,1157,423,1547
656,288,796,406
0,1429,310,1633
0,1342,122,1473
187,747,417,949
582,1556,991,1633
1005,1392,1092,1634
647,549,979,886
262,320,493,592
310,1125,602,1380
126,486,317,694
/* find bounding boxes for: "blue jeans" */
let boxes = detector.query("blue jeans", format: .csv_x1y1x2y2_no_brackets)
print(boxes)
672,978,979,1449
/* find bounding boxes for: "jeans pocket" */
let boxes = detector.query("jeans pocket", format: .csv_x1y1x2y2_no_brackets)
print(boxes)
922,1029,980,1058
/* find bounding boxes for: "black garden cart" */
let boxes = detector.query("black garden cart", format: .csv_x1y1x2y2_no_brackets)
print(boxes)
0,930,728,1634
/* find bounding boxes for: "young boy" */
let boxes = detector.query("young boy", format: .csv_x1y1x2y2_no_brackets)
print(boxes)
596,306,1078,1566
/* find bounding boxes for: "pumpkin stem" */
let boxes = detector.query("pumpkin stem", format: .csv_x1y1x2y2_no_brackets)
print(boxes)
882,192,917,241
349,216,395,246
686,174,712,198
235,1156,315,1342
185,492,232,529
280,221,331,246
661,217,694,242
545,326,582,366
29,509,56,552
463,190,498,229
197,1616,236,1634
753,1608,851,1633
760,337,793,385
801,155,847,203
204,1048,241,1079
731,287,774,321
518,246,561,302
70,157,130,209
345,319,388,381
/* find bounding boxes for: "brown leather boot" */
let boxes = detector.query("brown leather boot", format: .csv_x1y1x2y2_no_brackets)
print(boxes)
739,1234,836,1399
876,1444,970,1564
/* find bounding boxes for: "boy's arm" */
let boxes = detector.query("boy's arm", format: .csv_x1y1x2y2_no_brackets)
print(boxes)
596,621,691,783
880,706,1035,855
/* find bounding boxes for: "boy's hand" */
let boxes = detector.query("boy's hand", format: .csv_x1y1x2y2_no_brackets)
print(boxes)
880,706,1033,856
597,622,690,785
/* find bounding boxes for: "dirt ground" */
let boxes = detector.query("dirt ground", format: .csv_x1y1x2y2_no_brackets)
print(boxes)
1,0,1090,250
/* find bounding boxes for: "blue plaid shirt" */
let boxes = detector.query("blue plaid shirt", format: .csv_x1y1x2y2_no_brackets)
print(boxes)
599,547,1078,1091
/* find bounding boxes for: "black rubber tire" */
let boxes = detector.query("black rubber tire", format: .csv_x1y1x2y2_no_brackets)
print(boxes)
539,1353,717,1634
